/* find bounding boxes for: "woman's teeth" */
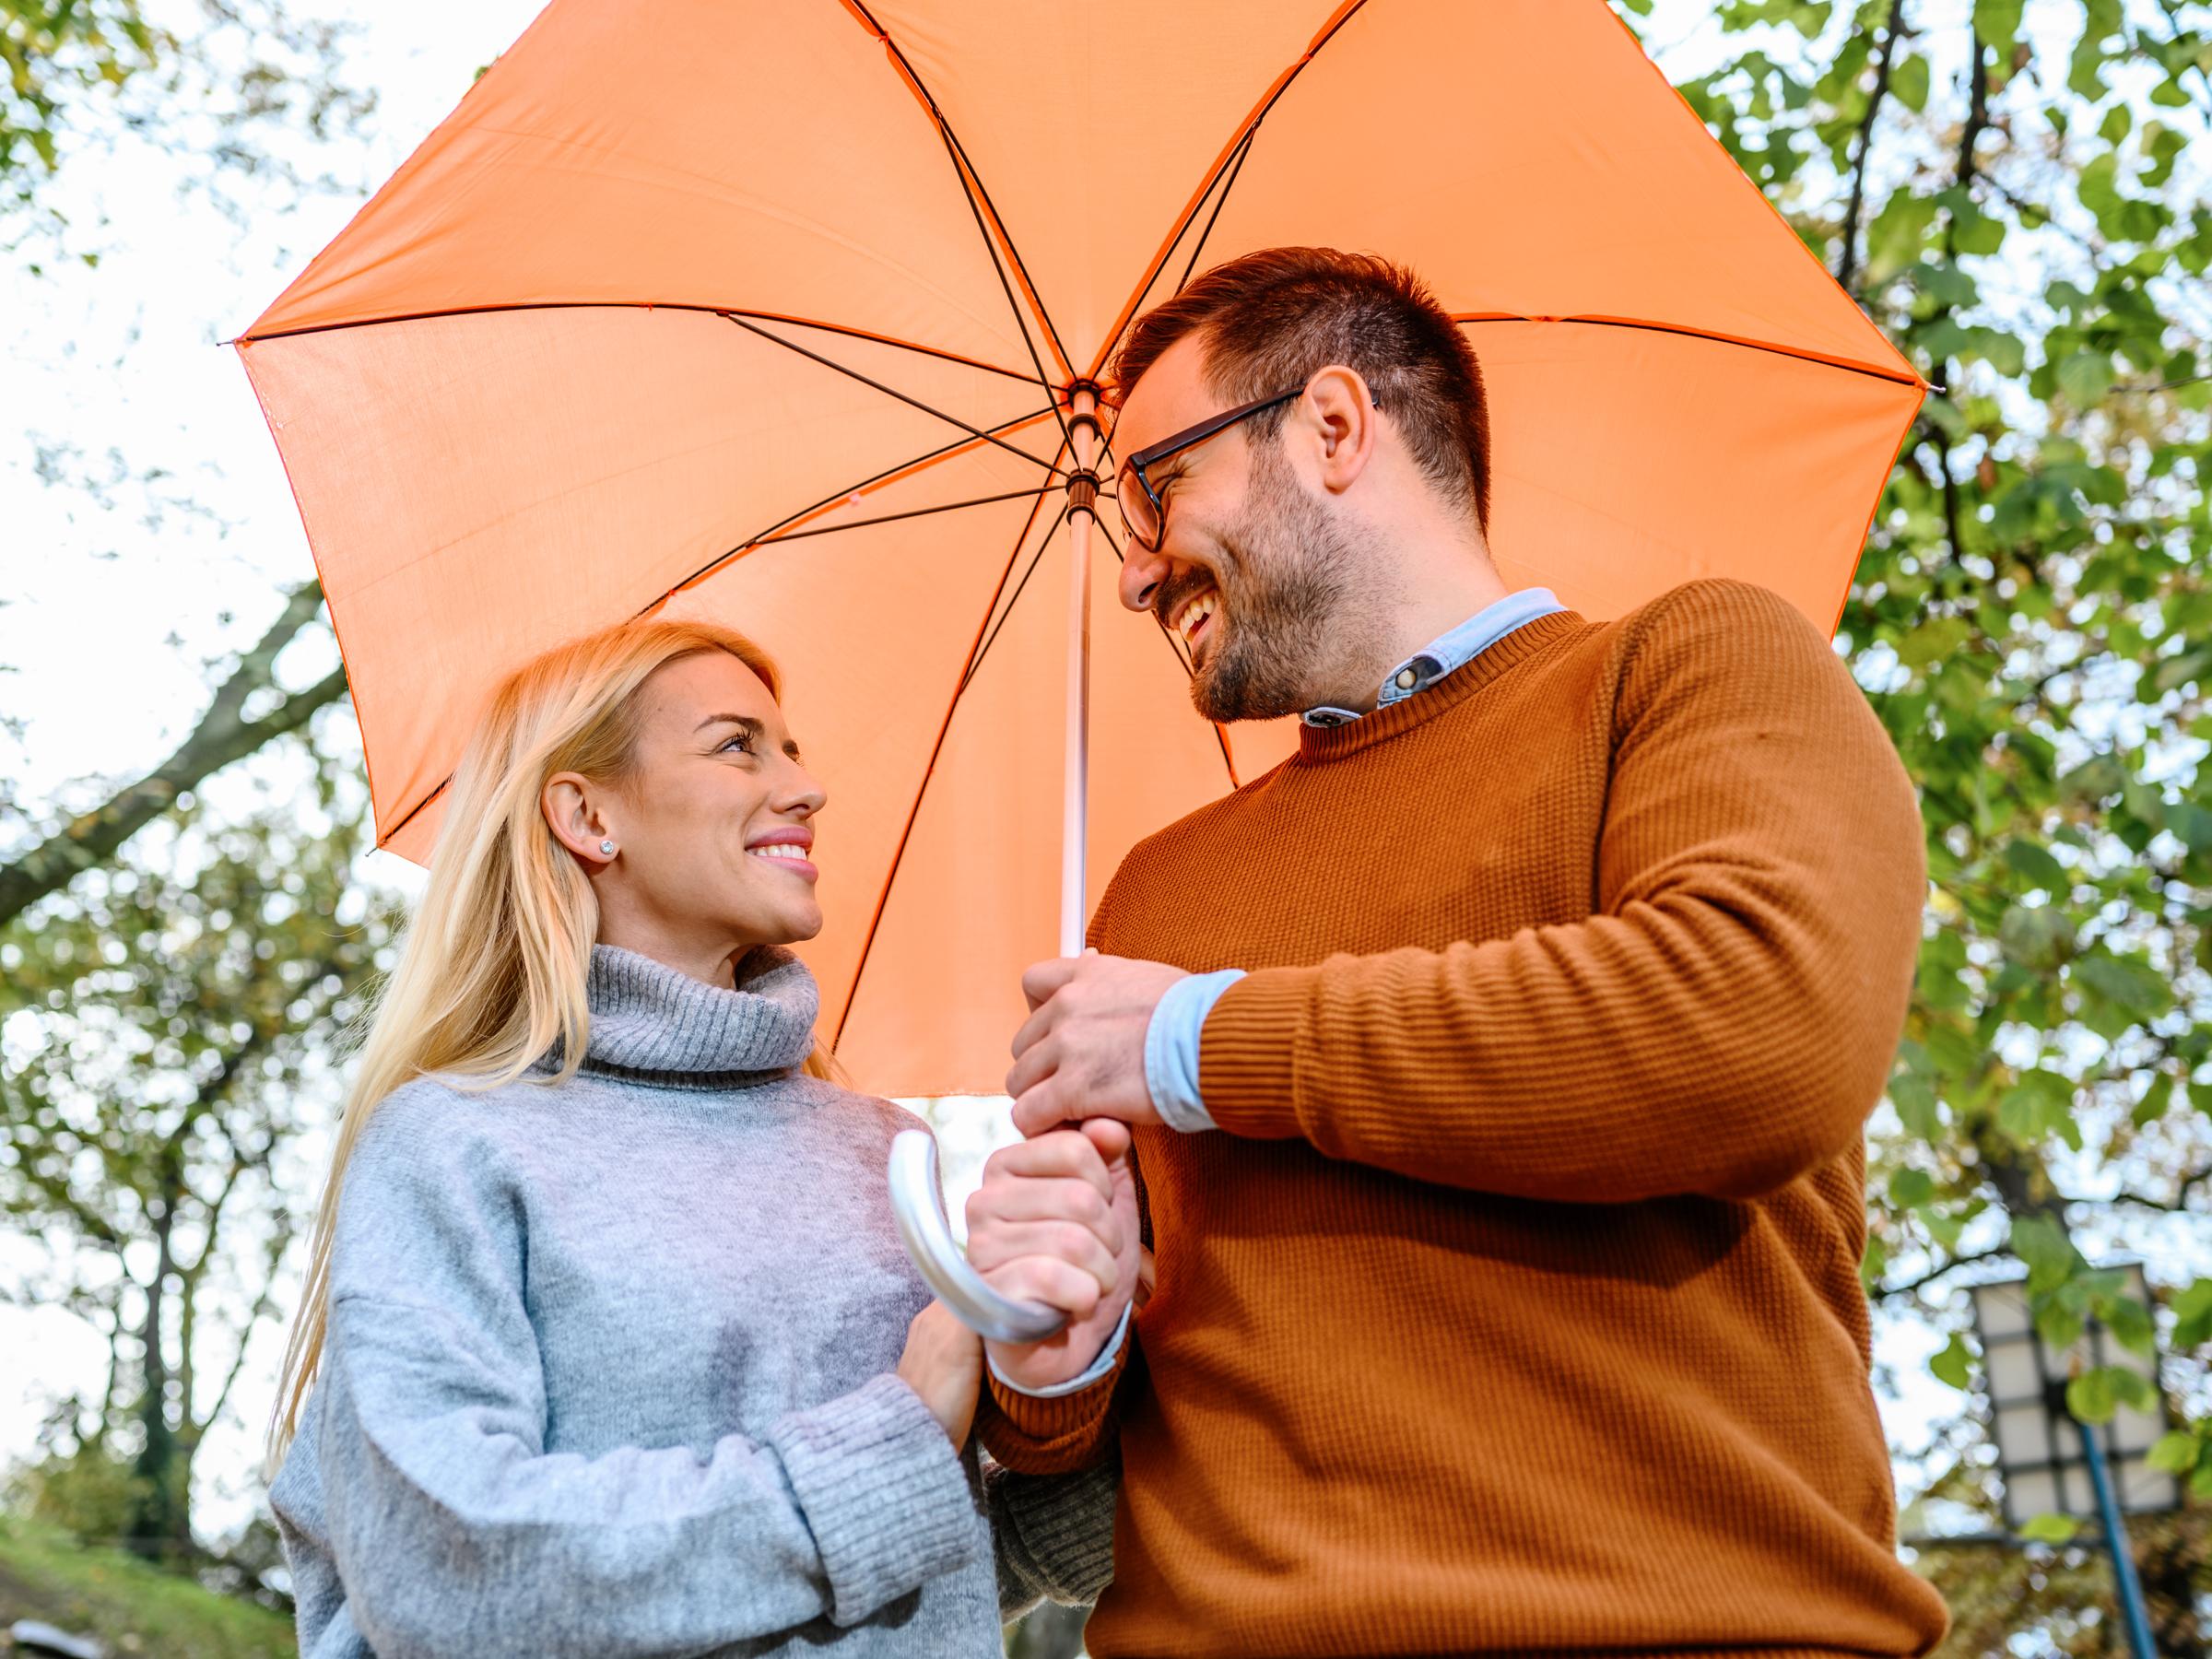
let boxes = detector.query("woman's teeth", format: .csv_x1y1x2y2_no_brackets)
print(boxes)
749,844,809,862
1174,591,1218,646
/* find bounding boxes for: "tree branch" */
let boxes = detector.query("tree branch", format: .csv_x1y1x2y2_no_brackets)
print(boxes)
1880,1244,2015,1300
0,582,348,929
1835,0,1911,298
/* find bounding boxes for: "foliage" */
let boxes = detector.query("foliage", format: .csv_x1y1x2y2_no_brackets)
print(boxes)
2,0,372,266
1623,0,2212,1646
0,1514,295,1658
0,759,394,1564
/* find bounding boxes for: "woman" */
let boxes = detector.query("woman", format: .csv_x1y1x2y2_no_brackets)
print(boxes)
268,618,1120,1657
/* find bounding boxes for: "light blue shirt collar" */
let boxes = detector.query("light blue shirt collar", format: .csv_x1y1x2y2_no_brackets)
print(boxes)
1300,587,1563,729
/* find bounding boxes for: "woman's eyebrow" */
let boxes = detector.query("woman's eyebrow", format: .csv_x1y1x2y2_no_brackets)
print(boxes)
696,712,765,741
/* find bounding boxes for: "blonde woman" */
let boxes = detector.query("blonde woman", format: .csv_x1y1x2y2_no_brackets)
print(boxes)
267,618,1121,1657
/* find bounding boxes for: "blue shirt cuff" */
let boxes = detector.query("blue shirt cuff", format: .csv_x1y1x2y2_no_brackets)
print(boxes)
1143,969,1247,1134
988,1301,1132,1398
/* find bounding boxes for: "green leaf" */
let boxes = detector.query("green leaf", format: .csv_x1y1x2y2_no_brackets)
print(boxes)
1898,614,1971,668
2132,1074,2175,1128
2154,649,2212,696
1888,1167,1936,1208
1930,1332,1975,1390
2146,1430,2200,1475
2012,1214,2079,1293
2002,841,2067,889
1865,191,1939,285
2171,1279,2212,1350
2066,1367,2117,1423
2099,1294,2157,1359
2073,953,2171,1019
1998,905,2071,971
2056,350,2116,408
1971,0,2025,49
1890,53,1930,112
2018,1512,2080,1543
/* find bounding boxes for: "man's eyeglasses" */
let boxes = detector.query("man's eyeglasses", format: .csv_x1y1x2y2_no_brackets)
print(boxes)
1112,387,1304,552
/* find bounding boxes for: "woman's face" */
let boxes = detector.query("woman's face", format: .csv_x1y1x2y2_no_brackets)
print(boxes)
551,649,828,979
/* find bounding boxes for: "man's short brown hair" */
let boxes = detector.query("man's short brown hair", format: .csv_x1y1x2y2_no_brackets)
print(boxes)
1110,248,1491,530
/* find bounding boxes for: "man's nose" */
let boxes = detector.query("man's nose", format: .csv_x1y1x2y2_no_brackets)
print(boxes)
1119,540,1169,614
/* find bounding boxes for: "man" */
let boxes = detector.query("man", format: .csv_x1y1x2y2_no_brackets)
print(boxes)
964,248,1949,1658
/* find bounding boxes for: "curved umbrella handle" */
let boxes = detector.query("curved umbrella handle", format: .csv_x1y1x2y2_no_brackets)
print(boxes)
888,1129,1068,1344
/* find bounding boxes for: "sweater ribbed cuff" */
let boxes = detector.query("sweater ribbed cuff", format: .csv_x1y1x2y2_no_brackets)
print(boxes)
987,1458,1118,1612
768,1371,983,1626
1196,967,1315,1140
982,1359,1121,1474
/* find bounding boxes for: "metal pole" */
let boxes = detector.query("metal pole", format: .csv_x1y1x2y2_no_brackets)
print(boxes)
2072,1407,2159,1659
1060,387,1098,959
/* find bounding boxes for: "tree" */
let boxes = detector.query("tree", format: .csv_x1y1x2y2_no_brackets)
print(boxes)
4,0,372,265
0,581,349,932
0,761,394,1564
1627,0,2212,1648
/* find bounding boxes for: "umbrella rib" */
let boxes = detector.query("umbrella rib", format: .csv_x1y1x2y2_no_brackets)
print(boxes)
236,302,1045,385
831,477,1065,1053
754,489,1049,546
373,412,1057,852
652,406,1062,606
1174,123,1262,296
723,314,1070,476
958,500,1072,698
1092,515,1241,791
834,0,1077,389
935,119,1078,389
1450,312,1924,386
931,114,1077,456
1088,0,1375,381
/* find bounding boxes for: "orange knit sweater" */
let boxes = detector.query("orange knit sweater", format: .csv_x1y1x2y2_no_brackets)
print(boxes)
977,580,1949,1658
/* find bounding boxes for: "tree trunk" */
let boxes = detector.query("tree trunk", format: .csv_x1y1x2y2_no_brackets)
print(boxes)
125,1200,194,1565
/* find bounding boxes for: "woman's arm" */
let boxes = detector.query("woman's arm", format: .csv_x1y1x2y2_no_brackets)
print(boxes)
318,1296,982,1658
314,1090,983,1657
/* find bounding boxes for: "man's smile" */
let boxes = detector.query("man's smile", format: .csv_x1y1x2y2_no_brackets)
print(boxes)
1167,582,1220,650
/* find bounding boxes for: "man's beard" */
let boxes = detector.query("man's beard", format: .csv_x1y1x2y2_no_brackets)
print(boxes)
1173,443,1378,724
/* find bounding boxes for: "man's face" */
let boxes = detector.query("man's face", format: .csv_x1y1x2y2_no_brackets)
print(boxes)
1112,334,1374,723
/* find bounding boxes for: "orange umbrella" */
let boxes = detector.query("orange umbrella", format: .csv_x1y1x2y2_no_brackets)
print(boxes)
237,0,1921,1099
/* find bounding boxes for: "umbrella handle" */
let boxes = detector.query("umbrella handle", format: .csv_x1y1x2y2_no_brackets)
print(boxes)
888,1130,1069,1344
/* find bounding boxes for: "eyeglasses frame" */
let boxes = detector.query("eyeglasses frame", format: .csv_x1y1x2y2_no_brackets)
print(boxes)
1112,386,1305,552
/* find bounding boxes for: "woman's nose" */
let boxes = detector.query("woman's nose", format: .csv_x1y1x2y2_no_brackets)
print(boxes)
778,762,828,818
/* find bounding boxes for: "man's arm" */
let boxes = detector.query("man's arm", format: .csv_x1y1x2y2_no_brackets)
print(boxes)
1194,581,1925,1204
966,1124,1144,1473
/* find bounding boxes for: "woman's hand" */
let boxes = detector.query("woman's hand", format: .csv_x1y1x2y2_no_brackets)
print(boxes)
896,1300,983,1448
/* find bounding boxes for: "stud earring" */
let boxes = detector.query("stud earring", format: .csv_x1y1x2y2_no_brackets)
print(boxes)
598,839,617,856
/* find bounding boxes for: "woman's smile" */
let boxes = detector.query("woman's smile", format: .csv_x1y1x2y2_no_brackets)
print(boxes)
747,825,818,884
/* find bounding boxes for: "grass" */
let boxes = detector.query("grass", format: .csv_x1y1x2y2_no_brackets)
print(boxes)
0,1517,294,1659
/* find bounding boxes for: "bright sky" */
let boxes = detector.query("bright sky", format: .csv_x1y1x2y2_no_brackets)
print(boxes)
2,0,2202,1551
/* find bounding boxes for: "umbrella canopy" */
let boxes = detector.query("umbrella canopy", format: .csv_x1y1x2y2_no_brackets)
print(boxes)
238,0,1921,1097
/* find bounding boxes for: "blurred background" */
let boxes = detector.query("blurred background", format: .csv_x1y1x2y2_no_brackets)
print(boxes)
0,1,2207,1654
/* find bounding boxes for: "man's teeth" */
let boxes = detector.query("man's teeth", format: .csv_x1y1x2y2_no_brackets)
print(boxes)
749,844,809,861
1174,591,1218,646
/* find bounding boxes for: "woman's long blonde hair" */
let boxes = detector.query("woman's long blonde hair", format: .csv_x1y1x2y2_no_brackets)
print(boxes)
268,617,841,1461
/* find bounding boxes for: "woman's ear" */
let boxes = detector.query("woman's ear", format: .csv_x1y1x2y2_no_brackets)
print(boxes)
543,772,617,865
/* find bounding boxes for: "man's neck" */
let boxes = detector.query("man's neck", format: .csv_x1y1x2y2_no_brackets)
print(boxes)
1312,526,1511,712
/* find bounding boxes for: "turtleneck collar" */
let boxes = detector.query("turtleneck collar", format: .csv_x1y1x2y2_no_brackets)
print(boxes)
564,943,821,1089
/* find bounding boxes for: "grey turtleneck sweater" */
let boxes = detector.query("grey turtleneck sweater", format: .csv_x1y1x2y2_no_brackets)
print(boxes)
271,945,1113,1659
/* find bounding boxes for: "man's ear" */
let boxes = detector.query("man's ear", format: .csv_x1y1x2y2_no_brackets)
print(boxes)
543,772,616,865
1298,364,1378,497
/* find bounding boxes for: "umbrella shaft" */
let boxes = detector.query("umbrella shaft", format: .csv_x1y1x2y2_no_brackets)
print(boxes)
1061,389,1098,959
